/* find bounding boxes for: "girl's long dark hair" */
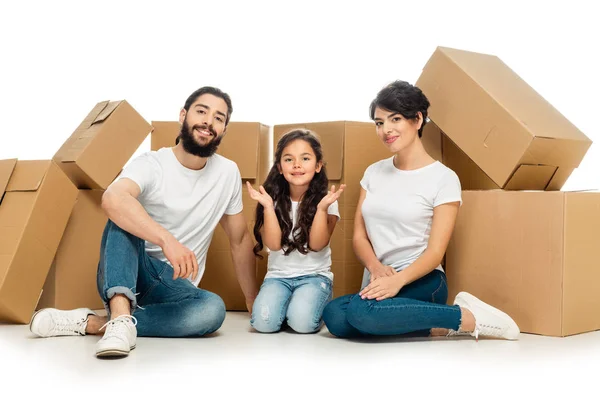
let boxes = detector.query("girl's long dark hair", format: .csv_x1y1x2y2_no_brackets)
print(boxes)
253,129,329,258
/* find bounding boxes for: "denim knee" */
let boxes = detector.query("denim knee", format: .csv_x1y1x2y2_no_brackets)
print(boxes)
251,304,284,333
345,295,372,330
322,297,351,337
180,294,226,337
286,311,321,334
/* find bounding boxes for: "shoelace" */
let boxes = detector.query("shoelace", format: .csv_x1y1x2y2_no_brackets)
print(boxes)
99,315,138,339
473,323,503,340
447,324,503,341
55,315,88,336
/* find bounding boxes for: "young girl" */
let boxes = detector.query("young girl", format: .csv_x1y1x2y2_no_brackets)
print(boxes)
322,80,520,340
247,129,344,333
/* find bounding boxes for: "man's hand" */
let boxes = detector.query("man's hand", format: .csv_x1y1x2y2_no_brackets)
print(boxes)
246,297,255,315
161,236,199,281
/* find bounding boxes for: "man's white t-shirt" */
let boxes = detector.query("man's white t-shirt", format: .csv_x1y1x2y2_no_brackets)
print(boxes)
265,200,340,281
112,147,243,286
360,157,462,287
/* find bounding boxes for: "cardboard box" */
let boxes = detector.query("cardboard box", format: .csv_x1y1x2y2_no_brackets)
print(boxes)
446,190,600,337
54,100,152,190
422,122,536,190
416,46,592,190
37,190,107,310
0,159,78,323
273,122,390,298
151,121,270,310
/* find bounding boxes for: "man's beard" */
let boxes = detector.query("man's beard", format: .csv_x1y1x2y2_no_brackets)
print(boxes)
179,119,223,157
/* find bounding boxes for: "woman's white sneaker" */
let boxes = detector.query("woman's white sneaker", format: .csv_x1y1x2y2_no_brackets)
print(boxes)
453,292,520,340
30,308,96,337
95,315,138,358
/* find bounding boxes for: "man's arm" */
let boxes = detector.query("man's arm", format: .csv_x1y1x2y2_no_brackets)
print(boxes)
219,212,259,312
102,178,198,281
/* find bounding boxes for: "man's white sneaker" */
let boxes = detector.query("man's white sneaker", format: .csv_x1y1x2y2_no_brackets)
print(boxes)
95,315,137,358
30,308,96,337
451,292,520,340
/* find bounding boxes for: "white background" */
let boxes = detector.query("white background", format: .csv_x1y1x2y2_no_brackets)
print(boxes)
1,0,599,397
0,0,598,190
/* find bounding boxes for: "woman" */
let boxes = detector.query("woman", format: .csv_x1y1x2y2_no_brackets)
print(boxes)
322,80,520,340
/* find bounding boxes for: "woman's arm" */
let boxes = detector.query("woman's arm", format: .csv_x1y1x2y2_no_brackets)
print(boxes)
395,201,460,286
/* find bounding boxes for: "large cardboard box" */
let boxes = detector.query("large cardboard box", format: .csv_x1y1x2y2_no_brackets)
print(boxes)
151,121,270,310
273,122,390,298
416,46,592,190
0,159,78,323
446,190,600,337
37,190,107,310
54,100,152,190
422,122,537,191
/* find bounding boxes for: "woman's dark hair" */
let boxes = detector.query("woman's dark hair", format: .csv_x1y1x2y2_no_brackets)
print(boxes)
369,80,430,137
252,129,328,258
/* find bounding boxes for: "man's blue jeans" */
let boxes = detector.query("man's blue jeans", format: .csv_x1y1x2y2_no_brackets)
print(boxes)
96,220,226,337
322,270,461,338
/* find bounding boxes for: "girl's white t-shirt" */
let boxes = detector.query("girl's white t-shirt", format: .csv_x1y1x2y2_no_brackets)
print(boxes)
265,199,340,281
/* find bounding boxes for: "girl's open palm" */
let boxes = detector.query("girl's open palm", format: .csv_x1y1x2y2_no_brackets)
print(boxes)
317,184,346,211
246,182,274,209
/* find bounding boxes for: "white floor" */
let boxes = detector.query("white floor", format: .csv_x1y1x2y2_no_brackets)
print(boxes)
1,311,599,398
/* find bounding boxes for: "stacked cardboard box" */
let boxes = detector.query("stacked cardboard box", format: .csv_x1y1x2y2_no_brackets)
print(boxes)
272,122,390,298
39,100,151,311
37,190,107,310
151,121,270,310
0,160,78,323
417,46,596,336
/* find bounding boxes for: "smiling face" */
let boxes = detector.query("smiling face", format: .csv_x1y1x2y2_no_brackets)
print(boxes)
178,93,229,157
278,138,322,190
373,107,423,154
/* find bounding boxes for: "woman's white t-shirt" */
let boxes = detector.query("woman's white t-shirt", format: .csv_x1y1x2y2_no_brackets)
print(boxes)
360,157,462,286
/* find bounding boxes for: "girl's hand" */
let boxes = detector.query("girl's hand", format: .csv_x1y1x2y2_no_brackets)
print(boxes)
246,182,275,210
317,184,346,212
359,275,404,301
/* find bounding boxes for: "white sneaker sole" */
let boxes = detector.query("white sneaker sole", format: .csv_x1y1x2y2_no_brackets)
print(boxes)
454,292,520,340
96,344,136,358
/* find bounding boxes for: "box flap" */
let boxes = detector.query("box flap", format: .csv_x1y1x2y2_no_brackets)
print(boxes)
5,161,50,192
92,101,122,125
0,159,18,197
504,165,557,191
54,100,122,164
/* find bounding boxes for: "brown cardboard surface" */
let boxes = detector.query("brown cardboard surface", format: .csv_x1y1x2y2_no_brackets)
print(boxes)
54,100,152,190
151,121,271,179
38,190,106,310
416,46,592,190
423,122,565,191
0,160,78,323
151,121,271,310
273,121,390,298
446,190,600,337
